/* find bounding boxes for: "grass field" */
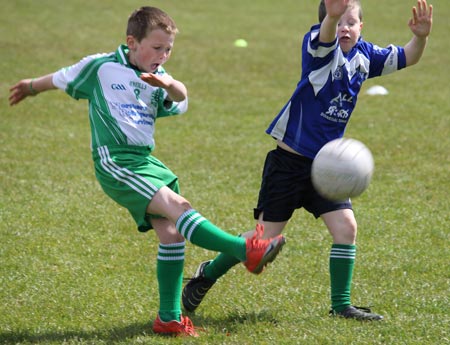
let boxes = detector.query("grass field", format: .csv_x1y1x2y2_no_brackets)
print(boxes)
1,0,449,344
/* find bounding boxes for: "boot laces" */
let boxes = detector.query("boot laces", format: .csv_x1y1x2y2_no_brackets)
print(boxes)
249,224,266,245
181,316,202,336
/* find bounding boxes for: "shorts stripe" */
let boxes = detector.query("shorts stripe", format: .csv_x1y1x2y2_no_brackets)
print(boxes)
98,146,158,200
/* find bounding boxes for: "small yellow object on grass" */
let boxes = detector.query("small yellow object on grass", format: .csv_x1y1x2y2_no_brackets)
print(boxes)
234,39,248,48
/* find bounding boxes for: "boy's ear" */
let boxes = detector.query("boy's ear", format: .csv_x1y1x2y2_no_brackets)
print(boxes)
126,35,137,50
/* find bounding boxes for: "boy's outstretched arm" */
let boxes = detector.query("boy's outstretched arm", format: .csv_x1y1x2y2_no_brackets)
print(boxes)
319,0,350,43
404,0,433,66
9,74,56,106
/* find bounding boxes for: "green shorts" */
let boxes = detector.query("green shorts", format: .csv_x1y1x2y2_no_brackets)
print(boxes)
93,145,179,232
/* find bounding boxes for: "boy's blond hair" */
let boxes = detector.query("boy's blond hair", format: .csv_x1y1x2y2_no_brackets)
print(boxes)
127,6,178,42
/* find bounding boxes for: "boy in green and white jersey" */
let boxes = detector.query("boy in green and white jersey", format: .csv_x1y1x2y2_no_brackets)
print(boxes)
9,6,285,337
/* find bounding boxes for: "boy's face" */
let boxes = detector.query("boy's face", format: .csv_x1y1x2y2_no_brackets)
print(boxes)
337,6,363,53
127,29,175,72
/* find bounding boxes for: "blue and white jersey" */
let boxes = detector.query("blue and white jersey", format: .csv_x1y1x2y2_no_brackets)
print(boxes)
266,24,406,159
53,45,188,151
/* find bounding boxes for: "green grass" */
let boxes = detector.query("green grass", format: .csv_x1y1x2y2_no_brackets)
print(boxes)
1,0,449,344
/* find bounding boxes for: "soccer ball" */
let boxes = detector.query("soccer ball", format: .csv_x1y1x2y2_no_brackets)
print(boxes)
311,138,374,201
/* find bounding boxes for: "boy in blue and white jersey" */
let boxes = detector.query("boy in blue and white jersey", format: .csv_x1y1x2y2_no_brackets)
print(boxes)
183,0,433,320
267,18,406,158
9,6,286,337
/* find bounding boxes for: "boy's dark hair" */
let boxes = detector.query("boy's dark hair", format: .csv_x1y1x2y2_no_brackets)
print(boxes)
318,0,327,23
318,0,363,23
127,6,178,42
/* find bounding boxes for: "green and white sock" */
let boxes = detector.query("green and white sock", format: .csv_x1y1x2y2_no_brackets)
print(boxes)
203,235,244,280
329,244,356,312
176,209,246,261
157,242,185,322
205,253,240,280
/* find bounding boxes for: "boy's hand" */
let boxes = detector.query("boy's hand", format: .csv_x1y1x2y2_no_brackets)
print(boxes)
140,72,187,102
9,79,35,106
140,73,173,89
408,0,433,38
324,0,350,19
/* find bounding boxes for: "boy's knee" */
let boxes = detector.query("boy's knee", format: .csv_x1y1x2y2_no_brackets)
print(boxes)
178,198,193,213
330,218,358,244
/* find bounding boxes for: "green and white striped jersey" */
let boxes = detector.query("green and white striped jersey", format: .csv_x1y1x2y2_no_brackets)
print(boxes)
52,44,188,151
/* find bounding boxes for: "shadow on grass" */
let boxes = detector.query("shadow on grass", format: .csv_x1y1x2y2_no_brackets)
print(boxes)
0,310,278,343
0,322,153,344
191,309,279,333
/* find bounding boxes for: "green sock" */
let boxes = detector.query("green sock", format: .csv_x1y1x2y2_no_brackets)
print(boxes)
176,209,246,261
329,244,356,312
203,235,244,280
157,242,185,322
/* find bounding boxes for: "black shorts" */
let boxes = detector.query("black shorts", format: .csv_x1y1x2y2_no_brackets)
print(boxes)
253,146,352,222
